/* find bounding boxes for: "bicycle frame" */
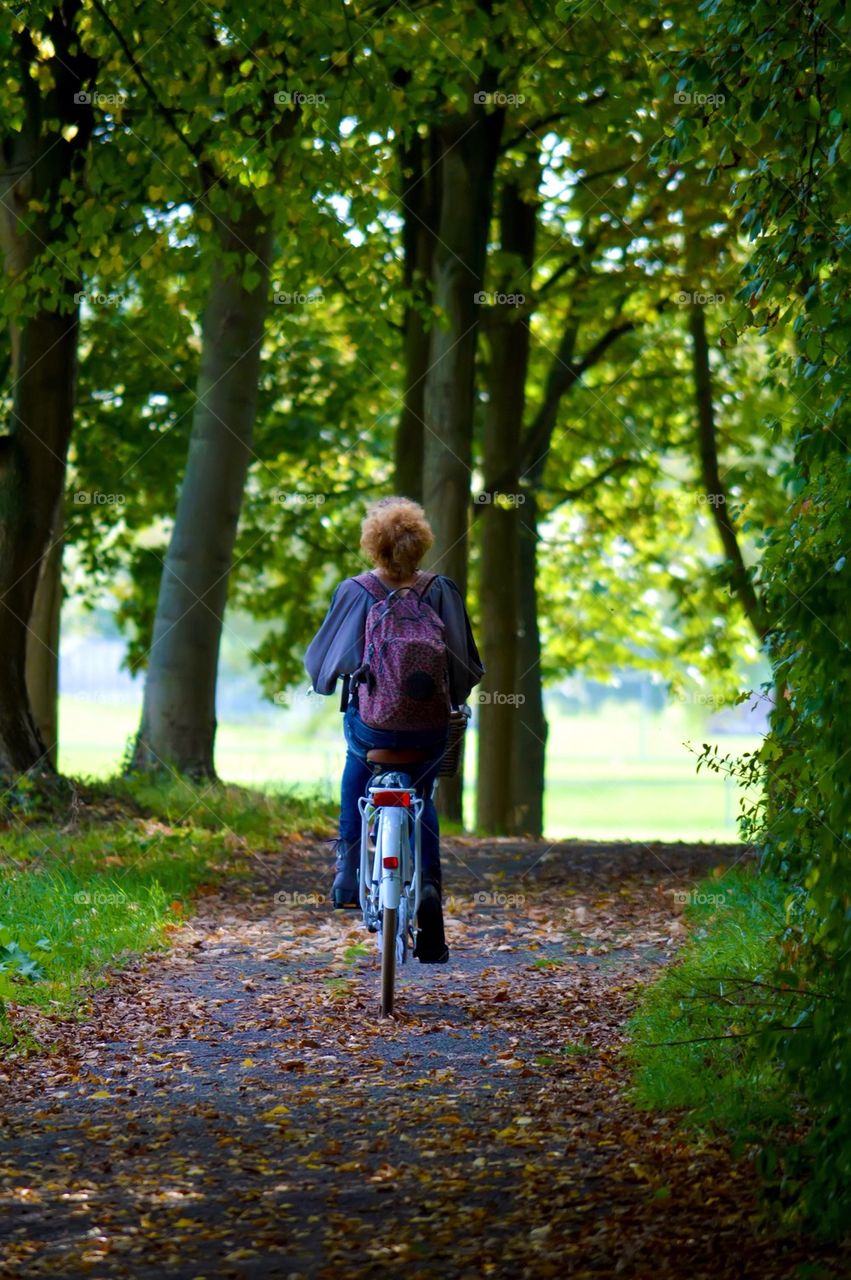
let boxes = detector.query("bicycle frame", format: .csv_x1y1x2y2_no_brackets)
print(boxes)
357,775,424,926
349,707,469,1016
357,772,426,1016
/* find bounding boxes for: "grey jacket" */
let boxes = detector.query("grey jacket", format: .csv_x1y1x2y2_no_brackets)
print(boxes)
305,574,484,707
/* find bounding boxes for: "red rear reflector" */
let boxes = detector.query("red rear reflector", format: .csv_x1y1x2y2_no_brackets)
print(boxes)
372,790,411,806
383,856,399,869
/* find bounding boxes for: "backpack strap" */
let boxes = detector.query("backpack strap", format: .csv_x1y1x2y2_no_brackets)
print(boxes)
353,571,388,601
348,574,384,710
354,570,437,602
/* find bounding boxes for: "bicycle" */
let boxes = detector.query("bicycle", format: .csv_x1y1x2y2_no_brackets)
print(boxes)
357,706,469,1017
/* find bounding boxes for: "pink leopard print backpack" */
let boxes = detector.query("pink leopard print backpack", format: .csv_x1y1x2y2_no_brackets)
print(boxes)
351,572,451,731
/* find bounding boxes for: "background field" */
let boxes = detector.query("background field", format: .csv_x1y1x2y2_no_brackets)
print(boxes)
58,692,759,841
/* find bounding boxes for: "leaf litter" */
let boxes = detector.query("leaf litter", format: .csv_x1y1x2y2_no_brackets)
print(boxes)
0,836,841,1278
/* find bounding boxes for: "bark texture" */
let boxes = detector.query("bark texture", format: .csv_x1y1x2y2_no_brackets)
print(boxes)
25,501,65,768
511,488,548,836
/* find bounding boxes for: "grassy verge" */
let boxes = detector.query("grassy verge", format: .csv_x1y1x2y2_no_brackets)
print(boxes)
0,773,336,1056
626,867,793,1133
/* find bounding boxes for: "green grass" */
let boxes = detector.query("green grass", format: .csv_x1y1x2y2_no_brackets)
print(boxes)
58,694,761,841
0,775,335,1055
626,867,792,1131
560,1040,596,1057
107,772,335,840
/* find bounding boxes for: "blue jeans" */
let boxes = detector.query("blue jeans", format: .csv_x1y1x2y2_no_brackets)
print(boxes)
340,705,448,883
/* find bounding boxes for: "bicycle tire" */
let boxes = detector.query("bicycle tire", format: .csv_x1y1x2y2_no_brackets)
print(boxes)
380,905,397,1017
398,903,408,965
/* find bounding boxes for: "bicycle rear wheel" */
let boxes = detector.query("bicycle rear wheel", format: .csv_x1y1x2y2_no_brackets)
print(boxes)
380,905,397,1017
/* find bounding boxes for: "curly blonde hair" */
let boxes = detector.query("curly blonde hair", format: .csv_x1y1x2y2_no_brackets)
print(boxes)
360,497,434,580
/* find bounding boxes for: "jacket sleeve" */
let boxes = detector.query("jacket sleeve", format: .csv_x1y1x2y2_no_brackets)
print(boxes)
431,576,484,705
304,579,368,695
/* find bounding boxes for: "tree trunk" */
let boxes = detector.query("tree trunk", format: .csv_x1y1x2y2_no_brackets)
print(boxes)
0,315,78,776
132,203,273,776
477,179,536,833
688,300,768,641
423,103,504,820
26,501,65,768
506,325,578,835
0,4,93,776
511,489,548,836
394,131,439,502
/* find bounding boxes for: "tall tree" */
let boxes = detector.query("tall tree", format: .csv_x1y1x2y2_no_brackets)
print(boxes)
422,88,504,817
684,231,768,642
107,0,339,775
133,203,275,773
512,315,637,835
688,297,768,641
476,172,537,833
0,2,94,775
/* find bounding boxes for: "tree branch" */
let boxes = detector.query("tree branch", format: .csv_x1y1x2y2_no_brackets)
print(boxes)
518,314,636,483
574,317,637,376
501,94,610,150
540,456,634,504
518,321,579,484
642,1024,804,1048
89,0,213,180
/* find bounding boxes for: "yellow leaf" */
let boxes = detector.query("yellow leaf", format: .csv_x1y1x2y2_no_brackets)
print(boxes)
90,1090,111,1099
241,1058,255,1068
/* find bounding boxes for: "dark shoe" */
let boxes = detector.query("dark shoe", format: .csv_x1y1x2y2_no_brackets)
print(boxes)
330,839,359,909
414,883,449,964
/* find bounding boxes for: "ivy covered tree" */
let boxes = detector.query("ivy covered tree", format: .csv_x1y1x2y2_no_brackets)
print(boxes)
666,0,851,1233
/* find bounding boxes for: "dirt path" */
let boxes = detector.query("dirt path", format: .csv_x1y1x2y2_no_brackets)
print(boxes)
0,837,838,1278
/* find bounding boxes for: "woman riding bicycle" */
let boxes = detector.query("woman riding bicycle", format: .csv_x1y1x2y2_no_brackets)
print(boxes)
305,496,483,964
